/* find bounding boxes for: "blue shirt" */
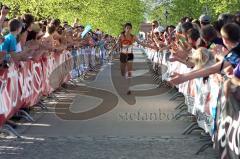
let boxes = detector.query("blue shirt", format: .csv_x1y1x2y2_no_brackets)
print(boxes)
0,33,17,53
98,40,105,49
224,44,240,68
224,52,240,67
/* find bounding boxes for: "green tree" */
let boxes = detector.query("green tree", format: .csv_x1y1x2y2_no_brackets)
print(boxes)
147,0,240,25
2,0,145,36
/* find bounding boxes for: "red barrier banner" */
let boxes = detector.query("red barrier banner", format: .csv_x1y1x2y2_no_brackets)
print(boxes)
216,84,240,159
0,51,74,127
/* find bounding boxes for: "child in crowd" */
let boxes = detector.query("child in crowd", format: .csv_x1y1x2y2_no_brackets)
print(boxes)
190,47,214,70
0,19,24,63
170,23,240,100
169,23,240,87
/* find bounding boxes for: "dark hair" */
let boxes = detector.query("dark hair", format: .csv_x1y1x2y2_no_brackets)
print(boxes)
212,21,224,33
197,39,207,48
57,26,64,35
47,18,52,24
186,17,193,22
181,22,193,33
166,25,175,31
47,24,56,35
121,23,133,35
42,25,46,33
218,13,234,25
221,23,240,43
152,20,159,26
201,25,217,42
168,25,175,29
50,19,61,28
26,31,37,41
9,19,22,32
40,20,48,26
192,19,201,28
124,23,132,29
200,21,210,26
21,13,34,25
80,25,85,29
104,34,109,39
235,11,240,26
4,18,9,22
180,17,189,23
21,13,34,32
187,28,200,41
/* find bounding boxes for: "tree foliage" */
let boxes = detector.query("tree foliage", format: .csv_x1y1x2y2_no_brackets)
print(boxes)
147,0,240,25
1,0,145,36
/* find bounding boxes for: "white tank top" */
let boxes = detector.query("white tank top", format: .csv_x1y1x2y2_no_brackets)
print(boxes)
121,44,133,54
16,43,22,53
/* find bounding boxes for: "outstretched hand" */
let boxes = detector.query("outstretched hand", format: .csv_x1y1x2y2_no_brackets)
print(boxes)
151,45,159,51
168,73,187,86
168,55,180,62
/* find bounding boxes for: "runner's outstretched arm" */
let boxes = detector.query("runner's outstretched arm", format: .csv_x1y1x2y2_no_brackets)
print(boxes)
135,37,157,50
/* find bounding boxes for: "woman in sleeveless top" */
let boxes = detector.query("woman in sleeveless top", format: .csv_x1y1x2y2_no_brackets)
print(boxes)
118,23,156,94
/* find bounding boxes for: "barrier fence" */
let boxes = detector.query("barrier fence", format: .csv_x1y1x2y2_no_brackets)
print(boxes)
0,44,239,158
145,48,240,158
0,46,106,127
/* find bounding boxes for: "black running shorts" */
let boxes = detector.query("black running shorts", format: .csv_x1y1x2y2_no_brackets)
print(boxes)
120,53,134,63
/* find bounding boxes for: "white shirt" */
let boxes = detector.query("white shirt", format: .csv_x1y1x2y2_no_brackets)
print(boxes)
16,42,22,53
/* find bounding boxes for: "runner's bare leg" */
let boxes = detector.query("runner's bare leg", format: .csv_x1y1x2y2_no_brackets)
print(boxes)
120,62,127,77
126,61,133,95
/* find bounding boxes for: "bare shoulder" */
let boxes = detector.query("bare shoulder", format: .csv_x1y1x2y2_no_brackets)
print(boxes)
119,34,124,39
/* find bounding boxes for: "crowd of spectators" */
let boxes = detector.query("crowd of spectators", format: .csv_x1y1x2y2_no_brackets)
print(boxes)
0,5,116,68
145,12,240,101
